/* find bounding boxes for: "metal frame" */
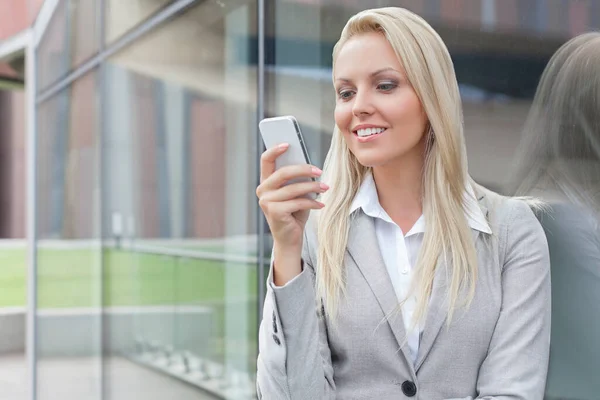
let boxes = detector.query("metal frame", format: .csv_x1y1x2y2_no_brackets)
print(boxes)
256,0,266,324
97,1,106,398
25,28,37,400
37,0,198,105
33,0,61,47
0,29,30,60
0,13,44,400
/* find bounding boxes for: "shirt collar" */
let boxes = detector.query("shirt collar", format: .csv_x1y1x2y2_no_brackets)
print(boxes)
349,172,491,235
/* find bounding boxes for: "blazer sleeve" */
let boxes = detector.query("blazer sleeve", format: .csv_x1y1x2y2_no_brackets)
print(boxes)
445,199,552,400
256,228,336,400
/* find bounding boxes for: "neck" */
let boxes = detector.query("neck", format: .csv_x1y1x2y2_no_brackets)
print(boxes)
372,146,425,232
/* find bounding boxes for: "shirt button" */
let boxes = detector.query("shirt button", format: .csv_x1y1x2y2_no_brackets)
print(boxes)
402,268,408,275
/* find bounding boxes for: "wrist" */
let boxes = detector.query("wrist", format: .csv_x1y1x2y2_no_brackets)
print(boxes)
272,242,303,286
273,241,302,259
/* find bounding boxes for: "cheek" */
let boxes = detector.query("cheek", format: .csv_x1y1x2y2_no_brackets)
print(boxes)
334,103,352,130
384,95,426,129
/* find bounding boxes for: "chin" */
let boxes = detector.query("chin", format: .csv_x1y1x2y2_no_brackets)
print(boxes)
353,153,388,168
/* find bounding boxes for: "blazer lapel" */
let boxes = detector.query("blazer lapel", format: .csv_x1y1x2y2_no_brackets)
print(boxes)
415,193,489,371
346,211,414,366
414,253,449,371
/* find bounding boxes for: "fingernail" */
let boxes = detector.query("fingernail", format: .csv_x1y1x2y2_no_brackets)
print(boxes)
278,143,289,150
320,183,329,190
311,167,322,176
318,202,325,208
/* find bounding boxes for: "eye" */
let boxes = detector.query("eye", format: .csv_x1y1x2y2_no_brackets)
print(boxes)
338,89,355,100
377,81,398,91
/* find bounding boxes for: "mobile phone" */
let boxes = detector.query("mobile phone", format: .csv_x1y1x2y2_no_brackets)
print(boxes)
259,116,316,196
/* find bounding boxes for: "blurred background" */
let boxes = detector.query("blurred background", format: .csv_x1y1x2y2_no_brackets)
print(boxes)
0,0,597,399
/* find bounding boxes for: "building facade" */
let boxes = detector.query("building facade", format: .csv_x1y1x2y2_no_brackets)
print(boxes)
0,0,598,399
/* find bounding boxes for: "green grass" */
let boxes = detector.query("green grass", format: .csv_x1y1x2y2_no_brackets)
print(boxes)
0,247,258,308
0,248,26,307
0,245,260,369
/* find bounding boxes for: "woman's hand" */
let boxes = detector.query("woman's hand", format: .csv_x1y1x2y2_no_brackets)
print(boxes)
256,143,328,285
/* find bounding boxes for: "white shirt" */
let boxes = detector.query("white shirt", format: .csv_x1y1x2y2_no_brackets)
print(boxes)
349,172,492,365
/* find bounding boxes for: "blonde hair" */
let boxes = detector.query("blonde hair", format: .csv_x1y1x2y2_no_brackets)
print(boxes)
510,32,600,213
316,7,478,328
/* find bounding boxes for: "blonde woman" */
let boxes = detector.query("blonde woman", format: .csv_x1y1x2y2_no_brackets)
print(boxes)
256,7,550,399
510,33,600,400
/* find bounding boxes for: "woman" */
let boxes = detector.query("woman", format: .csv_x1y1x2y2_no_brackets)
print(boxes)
256,7,550,399
510,32,600,400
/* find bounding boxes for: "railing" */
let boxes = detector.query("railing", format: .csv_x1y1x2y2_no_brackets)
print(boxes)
106,238,262,399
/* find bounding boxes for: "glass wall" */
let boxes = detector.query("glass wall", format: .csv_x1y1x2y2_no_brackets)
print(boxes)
101,1,259,398
37,0,99,91
35,0,258,399
31,0,599,399
35,71,102,400
104,0,174,43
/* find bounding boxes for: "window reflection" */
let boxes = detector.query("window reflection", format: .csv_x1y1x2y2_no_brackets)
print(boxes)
102,1,258,398
105,0,174,43
36,72,102,400
37,0,99,91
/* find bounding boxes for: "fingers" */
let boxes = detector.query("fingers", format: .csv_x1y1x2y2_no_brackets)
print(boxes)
260,143,289,184
262,180,328,202
260,164,322,195
263,197,325,220
257,144,323,199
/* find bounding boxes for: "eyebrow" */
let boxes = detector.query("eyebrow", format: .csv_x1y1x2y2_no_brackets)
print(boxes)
335,67,400,83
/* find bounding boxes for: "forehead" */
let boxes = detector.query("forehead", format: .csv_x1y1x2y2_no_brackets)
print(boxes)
334,32,404,78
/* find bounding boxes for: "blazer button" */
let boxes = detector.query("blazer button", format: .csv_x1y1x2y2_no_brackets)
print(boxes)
401,380,417,397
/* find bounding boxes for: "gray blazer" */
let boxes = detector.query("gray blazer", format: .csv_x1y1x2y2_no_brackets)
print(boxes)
257,188,551,399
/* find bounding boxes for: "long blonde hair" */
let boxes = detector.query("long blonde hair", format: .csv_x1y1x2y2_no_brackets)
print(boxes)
316,7,478,328
510,32,600,214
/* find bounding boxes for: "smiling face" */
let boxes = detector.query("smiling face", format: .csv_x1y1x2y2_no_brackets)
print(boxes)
333,32,429,169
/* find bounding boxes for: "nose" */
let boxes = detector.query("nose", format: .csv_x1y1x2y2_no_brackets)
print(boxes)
352,90,375,117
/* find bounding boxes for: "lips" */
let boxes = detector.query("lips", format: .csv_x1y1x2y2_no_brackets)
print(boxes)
355,127,387,137
355,129,385,143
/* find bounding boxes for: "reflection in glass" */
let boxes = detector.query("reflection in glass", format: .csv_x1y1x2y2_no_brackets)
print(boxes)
36,72,102,400
37,0,68,91
105,0,174,43
102,1,258,398
37,0,99,91
69,0,100,67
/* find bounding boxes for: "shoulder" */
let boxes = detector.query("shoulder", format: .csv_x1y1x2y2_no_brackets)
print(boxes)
474,184,544,236
474,184,548,264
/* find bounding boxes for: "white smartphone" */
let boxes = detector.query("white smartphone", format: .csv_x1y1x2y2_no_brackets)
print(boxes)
259,116,317,197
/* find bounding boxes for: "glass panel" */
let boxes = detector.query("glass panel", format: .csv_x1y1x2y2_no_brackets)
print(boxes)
102,1,258,398
105,0,174,43
0,89,27,400
37,0,68,91
35,72,101,400
36,0,99,91
69,0,100,67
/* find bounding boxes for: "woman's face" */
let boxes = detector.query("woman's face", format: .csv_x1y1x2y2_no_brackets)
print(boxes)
334,32,428,168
